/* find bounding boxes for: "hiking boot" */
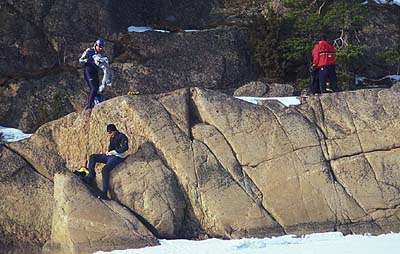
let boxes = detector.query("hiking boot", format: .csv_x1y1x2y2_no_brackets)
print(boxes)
97,192,109,200
82,176,94,185
83,106,92,111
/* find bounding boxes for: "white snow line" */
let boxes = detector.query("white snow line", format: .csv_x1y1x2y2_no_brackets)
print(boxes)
235,96,301,107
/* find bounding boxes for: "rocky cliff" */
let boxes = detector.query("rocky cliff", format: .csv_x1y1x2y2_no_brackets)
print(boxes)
1,1,399,253
0,0,258,133
2,86,400,253
1,1,398,133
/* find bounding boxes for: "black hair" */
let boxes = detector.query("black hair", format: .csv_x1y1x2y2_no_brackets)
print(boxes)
318,34,327,41
106,124,117,132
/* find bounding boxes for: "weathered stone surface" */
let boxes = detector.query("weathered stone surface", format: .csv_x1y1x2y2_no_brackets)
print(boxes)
298,88,400,160
45,172,158,254
5,135,63,180
192,123,263,204
158,88,191,138
233,81,269,97
233,81,294,97
192,88,293,166
0,1,56,77
3,87,400,252
0,145,53,253
110,142,187,238
1,0,398,134
332,149,400,213
0,70,85,133
110,27,256,95
191,139,283,237
0,0,129,77
265,83,294,97
191,87,398,234
101,94,282,238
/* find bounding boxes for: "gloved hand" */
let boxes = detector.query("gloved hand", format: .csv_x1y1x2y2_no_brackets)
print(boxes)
98,84,105,93
309,66,317,72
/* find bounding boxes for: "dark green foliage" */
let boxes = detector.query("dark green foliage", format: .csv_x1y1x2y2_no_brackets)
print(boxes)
294,78,310,95
322,1,370,35
249,9,284,79
379,49,400,74
336,45,368,73
336,71,355,91
250,0,397,91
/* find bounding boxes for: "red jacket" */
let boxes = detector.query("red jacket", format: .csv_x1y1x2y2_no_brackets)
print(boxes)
312,40,336,68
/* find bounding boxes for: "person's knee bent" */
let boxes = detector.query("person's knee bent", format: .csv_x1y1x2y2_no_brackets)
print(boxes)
101,164,116,175
102,158,123,175
89,154,97,162
101,166,108,175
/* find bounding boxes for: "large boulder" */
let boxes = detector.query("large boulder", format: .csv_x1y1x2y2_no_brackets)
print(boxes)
44,172,158,254
0,0,138,77
0,1,57,77
1,5,258,132
233,81,269,97
0,70,85,133
0,145,53,254
91,90,283,238
233,80,295,97
297,88,400,231
0,0,262,78
192,88,366,234
110,27,257,95
3,87,400,252
8,88,283,239
110,142,187,238
191,123,263,204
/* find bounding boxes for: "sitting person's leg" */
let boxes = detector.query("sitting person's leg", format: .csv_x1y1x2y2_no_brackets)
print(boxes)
100,156,125,197
86,154,108,182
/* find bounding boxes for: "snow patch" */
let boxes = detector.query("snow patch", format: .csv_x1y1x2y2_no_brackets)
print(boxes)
235,96,301,107
128,26,200,33
95,232,400,254
0,125,32,142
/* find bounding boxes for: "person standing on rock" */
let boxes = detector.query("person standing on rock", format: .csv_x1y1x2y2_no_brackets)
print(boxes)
311,34,340,93
79,39,105,110
84,124,128,199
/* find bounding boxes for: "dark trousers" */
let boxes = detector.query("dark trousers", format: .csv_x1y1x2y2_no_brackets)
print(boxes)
319,65,339,93
84,66,99,109
309,69,321,94
87,154,124,194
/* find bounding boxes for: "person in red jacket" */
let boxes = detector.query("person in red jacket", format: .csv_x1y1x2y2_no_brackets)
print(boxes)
311,34,340,93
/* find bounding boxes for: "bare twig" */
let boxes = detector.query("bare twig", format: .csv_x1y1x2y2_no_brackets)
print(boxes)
354,31,361,43
333,29,348,48
318,1,326,16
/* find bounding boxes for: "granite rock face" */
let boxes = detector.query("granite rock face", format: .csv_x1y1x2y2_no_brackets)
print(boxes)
2,87,400,252
0,145,53,254
44,172,158,254
110,27,256,96
1,1,398,133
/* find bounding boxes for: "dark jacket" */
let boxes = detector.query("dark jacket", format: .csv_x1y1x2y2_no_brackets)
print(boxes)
79,47,100,75
108,131,128,158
